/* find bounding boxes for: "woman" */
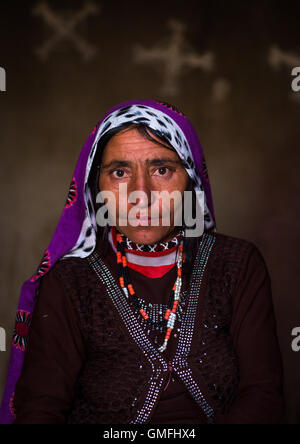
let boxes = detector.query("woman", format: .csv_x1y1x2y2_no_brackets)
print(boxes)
0,99,284,424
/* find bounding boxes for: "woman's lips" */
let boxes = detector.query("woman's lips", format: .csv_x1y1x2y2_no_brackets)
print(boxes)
131,216,160,222
118,213,165,226
127,216,162,225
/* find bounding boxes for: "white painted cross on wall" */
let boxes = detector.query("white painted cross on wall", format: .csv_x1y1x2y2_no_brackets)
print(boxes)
32,1,100,62
133,19,215,96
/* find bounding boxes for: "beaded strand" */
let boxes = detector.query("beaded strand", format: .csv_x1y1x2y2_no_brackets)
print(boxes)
116,230,184,353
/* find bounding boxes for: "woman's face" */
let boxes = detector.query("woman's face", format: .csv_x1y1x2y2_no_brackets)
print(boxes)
98,127,188,244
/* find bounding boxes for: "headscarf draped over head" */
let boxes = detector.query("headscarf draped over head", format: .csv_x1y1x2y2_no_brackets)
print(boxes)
0,99,216,423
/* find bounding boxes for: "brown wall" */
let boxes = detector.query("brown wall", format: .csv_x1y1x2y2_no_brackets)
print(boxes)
0,0,299,423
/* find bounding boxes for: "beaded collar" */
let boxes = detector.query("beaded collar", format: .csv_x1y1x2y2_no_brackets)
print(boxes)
111,226,183,254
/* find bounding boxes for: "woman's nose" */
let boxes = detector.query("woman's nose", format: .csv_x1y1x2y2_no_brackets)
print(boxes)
129,173,152,208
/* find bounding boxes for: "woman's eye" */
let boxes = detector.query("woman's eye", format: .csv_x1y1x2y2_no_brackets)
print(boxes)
158,167,167,175
112,169,126,178
155,167,172,176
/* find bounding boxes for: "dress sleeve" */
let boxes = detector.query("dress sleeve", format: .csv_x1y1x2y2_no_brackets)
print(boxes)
214,244,284,424
13,265,86,424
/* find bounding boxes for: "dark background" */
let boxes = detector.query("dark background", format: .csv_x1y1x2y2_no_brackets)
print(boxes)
0,0,299,423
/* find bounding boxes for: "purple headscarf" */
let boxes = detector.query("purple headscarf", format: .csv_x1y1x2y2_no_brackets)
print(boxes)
0,99,216,423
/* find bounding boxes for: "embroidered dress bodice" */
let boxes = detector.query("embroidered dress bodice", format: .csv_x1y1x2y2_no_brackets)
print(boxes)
86,232,216,423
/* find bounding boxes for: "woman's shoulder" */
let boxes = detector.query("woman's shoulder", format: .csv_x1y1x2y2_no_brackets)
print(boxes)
209,231,261,260
42,252,94,289
206,231,269,280
36,253,100,314
56,249,96,268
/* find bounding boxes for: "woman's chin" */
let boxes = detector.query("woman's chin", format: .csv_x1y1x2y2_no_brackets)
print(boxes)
117,226,174,245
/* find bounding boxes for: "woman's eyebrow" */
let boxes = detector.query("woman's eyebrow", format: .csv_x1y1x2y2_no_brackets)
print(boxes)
100,160,131,170
147,158,182,167
101,158,182,170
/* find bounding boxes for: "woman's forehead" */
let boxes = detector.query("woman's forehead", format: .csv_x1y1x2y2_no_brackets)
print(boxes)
102,127,180,160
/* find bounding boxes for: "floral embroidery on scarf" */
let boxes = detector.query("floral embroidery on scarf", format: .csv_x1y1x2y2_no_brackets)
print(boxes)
9,393,16,419
154,100,186,116
12,310,32,352
65,176,78,209
30,249,51,282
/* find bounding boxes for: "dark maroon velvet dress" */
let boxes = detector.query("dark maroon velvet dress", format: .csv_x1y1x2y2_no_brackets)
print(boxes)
13,232,284,424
